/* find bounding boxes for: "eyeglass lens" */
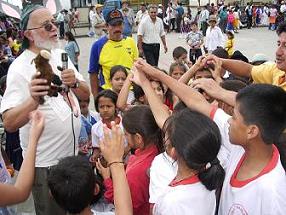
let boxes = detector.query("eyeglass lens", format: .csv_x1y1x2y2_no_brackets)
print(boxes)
44,21,57,32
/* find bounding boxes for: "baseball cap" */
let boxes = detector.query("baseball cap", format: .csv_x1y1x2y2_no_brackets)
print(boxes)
106,9,123,25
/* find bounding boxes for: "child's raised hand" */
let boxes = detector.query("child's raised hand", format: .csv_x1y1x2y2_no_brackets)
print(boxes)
190,78,223,99
130,65,149,86
134,58,159,79
99,122,124,165
29,110,45,143
209,58,223,82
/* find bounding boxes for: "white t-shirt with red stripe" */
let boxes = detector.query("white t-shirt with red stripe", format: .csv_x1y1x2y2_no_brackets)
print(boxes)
153,175,216,215
212,108,286,215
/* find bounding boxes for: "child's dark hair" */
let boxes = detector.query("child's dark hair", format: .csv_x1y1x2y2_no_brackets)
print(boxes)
110,65,128,81
91,175,104,204
163,109,225,191
132,83,145,101
169,62,187,75
226,31,234,39
212,47,229,59
123,105,164,152
220,80,247,92
277,22,286,35
172,46,187,59
94,90,118,112
190,21,198,26
65,31,80,52
48,156,95,214
173,101,187,112
236,84,286,145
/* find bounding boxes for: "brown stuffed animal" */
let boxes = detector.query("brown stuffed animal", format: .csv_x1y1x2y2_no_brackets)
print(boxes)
32,50,61,104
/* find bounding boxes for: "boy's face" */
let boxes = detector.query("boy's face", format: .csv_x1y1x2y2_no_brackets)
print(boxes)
177,53,188,63
227,103,248,146
191,24,197,31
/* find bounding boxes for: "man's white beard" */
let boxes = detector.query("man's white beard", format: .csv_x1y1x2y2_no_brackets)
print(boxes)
32,31,59,51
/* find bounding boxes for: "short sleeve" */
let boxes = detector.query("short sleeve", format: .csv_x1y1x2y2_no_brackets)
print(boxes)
88,37,108,74
91,122,103,147
0,66,30,113
211,108,234,169
251,63,275,84
159,20,166,37
137,20,144,36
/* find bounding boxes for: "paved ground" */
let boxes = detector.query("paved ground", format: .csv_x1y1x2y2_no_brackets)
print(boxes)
70,26,276,84
61,26,277,109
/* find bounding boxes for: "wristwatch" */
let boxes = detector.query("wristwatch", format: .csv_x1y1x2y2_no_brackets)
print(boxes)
71,80,80,89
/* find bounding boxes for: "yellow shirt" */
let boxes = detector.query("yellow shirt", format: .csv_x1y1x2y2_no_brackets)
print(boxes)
251,63,286,91
89,36,138,90
225,38,234,57
100,38,138,89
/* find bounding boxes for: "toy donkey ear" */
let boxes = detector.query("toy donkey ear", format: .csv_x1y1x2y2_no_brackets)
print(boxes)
43,0,62,15
0,0,21,19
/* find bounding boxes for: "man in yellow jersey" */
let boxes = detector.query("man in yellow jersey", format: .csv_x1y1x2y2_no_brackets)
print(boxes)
88,9,138,98
204,23,286,91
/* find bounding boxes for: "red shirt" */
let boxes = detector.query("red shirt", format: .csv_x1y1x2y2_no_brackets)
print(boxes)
104,145,159,215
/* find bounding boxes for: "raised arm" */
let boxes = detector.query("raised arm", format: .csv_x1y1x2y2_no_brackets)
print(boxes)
178,56,204,84
100,123,132,215
131,67,170,129
135,59,212,117
117,73,133,111
0,110,44,206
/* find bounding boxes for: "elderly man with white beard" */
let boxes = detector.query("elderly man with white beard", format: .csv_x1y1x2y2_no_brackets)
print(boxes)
0,4,90,215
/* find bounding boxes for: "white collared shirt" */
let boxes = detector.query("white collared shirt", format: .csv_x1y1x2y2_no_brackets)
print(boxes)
137,16,165,44
205,26,225,52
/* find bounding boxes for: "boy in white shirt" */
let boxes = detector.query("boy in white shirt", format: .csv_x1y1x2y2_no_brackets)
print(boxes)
135,59,286,215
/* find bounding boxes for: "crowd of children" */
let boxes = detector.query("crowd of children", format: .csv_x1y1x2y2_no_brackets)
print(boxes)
0,7,286,215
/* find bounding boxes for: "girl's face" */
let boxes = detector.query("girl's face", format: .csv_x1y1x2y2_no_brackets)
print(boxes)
170,66,185,80
151,81,164,102
98,97,116,121
111,71,127,93
124,130,139,149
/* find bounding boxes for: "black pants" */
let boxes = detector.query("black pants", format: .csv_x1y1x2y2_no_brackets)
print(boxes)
170,18,176,31
142,43,160,66
189,48,202,65
247,15,252,29
176,15,182,32
201,21,208,36
59,21,65,38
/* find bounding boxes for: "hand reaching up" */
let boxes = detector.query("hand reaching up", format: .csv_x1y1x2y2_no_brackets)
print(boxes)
190,78,223,100
130,64,149,87
29,110,45,144
99,122,124,165
134,58,160,80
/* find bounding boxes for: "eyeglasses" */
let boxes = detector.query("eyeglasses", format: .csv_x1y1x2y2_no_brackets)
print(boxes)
27,20,58,32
